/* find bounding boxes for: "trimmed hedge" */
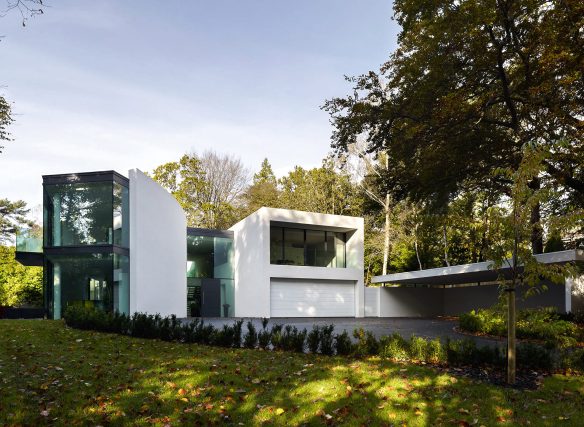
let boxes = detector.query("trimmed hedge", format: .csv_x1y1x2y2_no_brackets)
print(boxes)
62,305,584,373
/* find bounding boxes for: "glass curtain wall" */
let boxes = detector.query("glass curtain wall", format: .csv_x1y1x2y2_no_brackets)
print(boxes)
270,225,346,267
187,235,234,317
43,176,130,319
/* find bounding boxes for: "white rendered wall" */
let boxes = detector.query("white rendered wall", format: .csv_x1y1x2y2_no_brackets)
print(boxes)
129,169,187,317
229,207,365,318
364,286,380,317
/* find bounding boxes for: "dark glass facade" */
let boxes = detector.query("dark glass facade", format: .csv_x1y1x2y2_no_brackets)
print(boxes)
270,225,346,267
43,172,130,319
187,230,234,317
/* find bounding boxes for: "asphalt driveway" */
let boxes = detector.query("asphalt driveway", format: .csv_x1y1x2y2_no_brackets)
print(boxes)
183,317,502,348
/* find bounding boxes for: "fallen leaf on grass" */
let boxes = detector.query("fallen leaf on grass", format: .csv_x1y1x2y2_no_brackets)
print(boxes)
276,408,285,415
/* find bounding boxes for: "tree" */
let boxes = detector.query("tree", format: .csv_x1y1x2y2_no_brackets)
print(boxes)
324,0,584,252
0,245,42,307
242,158,280,214
0,198,32,244
0,95,13,153
151,151,249,229
487,145,581,384
278,158,362,216
198,150,249,229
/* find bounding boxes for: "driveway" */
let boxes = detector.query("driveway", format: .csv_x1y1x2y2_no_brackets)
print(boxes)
183,317,502,348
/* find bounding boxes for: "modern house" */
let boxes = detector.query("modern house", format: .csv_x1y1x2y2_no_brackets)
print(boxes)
15,169,364,319
14,168,582,320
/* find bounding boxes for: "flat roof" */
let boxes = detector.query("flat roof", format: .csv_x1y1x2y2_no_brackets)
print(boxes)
371,249,584,286
43,170,129,186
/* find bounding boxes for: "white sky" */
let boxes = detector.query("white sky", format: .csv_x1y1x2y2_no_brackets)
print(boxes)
0,0,398,207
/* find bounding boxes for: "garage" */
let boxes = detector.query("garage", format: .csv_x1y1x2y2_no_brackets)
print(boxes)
270,278,356,317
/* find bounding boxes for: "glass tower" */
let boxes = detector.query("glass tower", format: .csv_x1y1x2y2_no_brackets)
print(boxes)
42,171,130,319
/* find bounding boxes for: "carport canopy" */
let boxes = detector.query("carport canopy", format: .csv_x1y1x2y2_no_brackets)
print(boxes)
371,250,584,287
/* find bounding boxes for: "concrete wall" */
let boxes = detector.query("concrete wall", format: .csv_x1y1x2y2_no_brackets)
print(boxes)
129,169,186,317
377,281,571,317
379,287,444,317
229,207,365,318
364,286,380,317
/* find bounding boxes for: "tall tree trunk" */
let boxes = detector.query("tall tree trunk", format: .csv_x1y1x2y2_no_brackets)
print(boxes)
442,224,450,267
414,223,422,270
528,178,543,254
382,193,390,275
507,205,519,385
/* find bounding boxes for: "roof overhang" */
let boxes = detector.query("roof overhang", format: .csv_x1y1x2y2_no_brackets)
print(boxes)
371,249,584,286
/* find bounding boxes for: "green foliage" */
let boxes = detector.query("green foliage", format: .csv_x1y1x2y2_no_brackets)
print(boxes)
151,151,248,229
0,199,33,244
325,0,584,209
459,306,584,348
62,305,581,373
334,330,353,355
306,326,321,354
243,321,258,349
0,246,42,307
0,96,13,153
352,328,379,357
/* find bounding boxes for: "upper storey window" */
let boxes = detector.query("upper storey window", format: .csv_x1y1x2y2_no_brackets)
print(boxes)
270,225,346,268
43,178,129,248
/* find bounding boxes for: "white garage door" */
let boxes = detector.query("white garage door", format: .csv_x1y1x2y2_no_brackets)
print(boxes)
270,279,356,317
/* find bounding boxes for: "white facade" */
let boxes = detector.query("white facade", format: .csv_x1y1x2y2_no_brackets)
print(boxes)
229,207,365,318
129,169,187,317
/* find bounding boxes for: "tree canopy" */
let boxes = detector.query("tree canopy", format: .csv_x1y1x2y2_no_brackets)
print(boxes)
324,0,584,208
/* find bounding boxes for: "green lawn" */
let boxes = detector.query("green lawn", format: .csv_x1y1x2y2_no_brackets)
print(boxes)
1,320,583,426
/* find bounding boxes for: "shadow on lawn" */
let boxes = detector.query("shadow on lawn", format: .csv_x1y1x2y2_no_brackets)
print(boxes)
103,346,517,426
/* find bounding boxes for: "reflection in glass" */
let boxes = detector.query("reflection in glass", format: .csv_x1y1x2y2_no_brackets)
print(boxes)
284,228,304,265
46,252,121,319
16,226,43,252
269,225,347,268
44,181,129,248
186,234,234,317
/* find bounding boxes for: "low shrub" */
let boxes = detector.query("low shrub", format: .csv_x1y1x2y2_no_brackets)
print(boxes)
353,328,379,357
307,326,321,354
233,320,244,348
63,305,577,373
270,324,284,350
335,330,353,355
379,333,409,360
243,321,258,349
320,325,335,356
458,306,583,348
517,342,554,371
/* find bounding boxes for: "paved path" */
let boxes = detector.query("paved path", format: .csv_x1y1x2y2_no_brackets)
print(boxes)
182,317,502,348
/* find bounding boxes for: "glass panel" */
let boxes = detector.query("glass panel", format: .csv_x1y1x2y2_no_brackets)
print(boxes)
305,229,325,266
186,235,214,278
113,254,130,315
283,228,304,266
44,182,114,246
187,278,202,317
325,232,337,267
270,226,284,264
214,237,233,279
220,279,235,317
335,232,346,268
113,183,129,247
270,225,348,268
186,234,235,317
16,226,43,252
46,252,114,319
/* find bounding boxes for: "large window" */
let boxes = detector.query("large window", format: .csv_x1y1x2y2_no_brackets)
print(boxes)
44,181,129,248
270,225,346,267
187,234,234,317
45,252,130,319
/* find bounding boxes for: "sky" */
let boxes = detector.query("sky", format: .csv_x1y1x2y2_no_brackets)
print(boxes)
0,0,398,208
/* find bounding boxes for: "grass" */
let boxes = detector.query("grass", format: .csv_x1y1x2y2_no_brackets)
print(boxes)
1,321,584,426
